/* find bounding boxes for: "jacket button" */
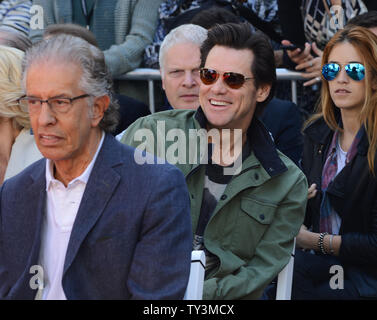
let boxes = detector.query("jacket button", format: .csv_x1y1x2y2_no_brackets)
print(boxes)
254,173,259,180
191,194,194,199
260,214,265,220
220,194,227,201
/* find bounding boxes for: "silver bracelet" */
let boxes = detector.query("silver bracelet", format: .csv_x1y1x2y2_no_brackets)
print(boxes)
329,234,335,255
318,232,328,255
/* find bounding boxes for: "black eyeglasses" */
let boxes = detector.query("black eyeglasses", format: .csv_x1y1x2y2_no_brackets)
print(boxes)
18,94,91,114
200,68,254,89
322,62,365,81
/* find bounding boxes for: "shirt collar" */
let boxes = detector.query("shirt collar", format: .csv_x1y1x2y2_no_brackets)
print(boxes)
45,131,105,190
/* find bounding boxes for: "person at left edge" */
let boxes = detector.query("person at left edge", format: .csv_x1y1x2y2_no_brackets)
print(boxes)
0,34,192,300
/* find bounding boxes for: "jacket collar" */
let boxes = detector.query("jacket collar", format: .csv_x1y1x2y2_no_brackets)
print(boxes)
194,107,287,177
304,114,369,156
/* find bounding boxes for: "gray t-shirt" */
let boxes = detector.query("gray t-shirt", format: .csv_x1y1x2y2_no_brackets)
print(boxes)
193,140,251,276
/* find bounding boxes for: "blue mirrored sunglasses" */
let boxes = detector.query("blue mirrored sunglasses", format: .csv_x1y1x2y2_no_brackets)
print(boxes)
322,62,365,81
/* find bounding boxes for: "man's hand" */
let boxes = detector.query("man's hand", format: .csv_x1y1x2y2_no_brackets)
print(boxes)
283,40,324,87
308,183,317,199
282,40,312,65
295,42,324,86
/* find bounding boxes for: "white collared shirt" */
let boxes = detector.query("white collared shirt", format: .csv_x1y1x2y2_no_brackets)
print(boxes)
38,132,105,300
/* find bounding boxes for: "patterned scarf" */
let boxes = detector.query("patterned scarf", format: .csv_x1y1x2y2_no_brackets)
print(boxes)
319,126,363,233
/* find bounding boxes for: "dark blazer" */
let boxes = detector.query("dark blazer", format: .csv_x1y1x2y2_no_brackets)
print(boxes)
0,134,192,300
261,98,303,166
302,116,377,298
113,94,150,136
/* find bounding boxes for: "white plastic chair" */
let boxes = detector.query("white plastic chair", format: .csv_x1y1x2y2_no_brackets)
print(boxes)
184,250,206,300
183,242,295,300
276,239,296,300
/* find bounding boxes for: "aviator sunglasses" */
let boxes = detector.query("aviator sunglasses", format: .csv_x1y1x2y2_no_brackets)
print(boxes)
200,68,254,89
322,62,365,81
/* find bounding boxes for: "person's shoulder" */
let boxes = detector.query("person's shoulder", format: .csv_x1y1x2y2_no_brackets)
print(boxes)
276,149,306,182
267,97,296,109
261,98,301,129
109,134,184,178
124,109,196,136
1,158,45,193
137,109,195,123
303,115,329,137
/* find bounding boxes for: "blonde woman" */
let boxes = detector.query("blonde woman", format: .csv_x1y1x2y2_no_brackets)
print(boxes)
294,26,377,299
0,45,41,184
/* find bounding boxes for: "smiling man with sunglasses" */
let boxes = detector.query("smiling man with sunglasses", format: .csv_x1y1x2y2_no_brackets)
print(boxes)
122,22,308,300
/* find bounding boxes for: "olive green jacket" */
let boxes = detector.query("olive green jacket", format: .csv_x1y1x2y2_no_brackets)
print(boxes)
121,108,307,299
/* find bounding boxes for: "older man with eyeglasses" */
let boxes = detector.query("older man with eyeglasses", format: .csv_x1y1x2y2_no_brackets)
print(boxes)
121,22,308,300
0,34,192,300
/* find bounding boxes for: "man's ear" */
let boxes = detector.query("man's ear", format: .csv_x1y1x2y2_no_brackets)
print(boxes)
91,95,110,127
161,69,166,90
256,83,271,103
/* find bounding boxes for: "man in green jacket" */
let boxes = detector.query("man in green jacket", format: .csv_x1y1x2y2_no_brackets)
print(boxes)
121,22,307,299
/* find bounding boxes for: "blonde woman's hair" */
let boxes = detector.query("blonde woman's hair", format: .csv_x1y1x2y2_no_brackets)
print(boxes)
0,45,28,129
307,26,377,174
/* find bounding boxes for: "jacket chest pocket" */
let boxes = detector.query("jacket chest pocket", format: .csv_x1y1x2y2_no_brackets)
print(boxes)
231,197,277,259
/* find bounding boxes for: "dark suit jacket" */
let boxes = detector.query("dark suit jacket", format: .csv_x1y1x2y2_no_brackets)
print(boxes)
113,94,150,136
0,134,192,299
261,98,303,166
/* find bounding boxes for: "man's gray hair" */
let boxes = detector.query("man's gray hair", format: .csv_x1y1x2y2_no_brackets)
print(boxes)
159,24,208,74
21,34,119,133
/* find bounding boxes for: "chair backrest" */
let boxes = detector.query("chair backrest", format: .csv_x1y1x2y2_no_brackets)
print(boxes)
184,250,206,300
183,242,294,300
276,238,296,300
